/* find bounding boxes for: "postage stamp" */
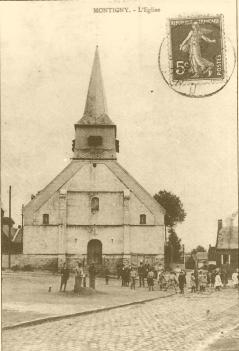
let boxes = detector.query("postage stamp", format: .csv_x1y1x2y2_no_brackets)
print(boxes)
168,15,225,83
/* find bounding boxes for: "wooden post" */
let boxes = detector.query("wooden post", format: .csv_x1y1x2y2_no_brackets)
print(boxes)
170,243,174,265
164,225,167,267
21,204,24,233
192,253,198,290
183,244,185,267
8,185,12,269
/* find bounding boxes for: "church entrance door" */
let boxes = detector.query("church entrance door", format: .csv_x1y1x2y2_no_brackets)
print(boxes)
87,239,102,265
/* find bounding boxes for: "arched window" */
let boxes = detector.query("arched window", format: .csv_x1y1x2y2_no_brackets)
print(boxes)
140,214,146,224
43,214,49,225
91,197,99,212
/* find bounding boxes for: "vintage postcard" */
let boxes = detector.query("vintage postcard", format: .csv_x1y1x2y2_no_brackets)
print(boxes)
1,0,238,350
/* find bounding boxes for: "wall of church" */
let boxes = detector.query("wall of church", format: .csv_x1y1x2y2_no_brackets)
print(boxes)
66,191,124,225
35,193,60,225
24,193,60,226
24,225,59,254
23,160,165,271
129,193,155,225
66,226,124,254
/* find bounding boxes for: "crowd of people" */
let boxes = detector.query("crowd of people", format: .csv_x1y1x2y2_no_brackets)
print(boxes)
117,262,239,294
59,260,239,295
119,262,157,291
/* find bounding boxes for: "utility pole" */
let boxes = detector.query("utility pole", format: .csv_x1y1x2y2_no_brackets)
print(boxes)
192,252,198,290
164,225,167,268
21,204,24,233
21,204,24,252
8,185,12,269
182,244,185,268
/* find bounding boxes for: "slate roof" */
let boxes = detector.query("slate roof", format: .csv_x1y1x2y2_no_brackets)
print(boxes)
216,226,238,250
76,47,114,126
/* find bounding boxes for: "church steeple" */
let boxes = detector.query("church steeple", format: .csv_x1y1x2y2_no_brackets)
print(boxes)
73,47,119,160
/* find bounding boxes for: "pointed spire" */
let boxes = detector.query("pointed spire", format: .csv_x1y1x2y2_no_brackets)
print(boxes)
78,46,114,125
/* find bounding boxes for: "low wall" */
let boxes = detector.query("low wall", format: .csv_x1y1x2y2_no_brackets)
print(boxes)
1,254,58,271
2,253,165,274
65,254,124,274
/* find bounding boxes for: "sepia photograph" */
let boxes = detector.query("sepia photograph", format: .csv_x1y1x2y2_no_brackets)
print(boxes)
1,0,238,350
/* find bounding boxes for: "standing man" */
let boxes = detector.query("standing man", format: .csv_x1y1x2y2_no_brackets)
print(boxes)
121,265,126,287
178,270,186,294
130,267,137,290
125,265,130,287
59,262,70,292
116,261,122,280
104,266,110,285
89,263,96,289
138,261,145,287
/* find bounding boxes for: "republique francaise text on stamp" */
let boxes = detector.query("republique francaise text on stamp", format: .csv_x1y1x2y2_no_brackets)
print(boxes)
168,15,225,83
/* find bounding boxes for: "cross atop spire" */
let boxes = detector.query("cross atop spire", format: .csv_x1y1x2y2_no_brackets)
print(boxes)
78,46,114,125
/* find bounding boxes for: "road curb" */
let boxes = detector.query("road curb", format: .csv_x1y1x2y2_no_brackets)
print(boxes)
2,292,175,331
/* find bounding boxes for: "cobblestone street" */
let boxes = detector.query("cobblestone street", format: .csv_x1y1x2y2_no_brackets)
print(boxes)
3,290,238,351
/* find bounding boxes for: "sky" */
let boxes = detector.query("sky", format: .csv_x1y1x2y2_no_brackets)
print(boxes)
1,0,238,251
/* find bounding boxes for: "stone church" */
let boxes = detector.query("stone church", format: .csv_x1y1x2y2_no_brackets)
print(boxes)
23,48,166,271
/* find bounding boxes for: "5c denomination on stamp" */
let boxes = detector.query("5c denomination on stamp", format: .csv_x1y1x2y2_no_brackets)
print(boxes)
169,15,224,82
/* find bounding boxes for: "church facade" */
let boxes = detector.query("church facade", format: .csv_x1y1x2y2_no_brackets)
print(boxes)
23,48,165,271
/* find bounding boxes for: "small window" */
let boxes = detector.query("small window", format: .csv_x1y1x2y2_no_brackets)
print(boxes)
140,214,146,224
43,214,49,225
88,136,102,147
91,197,99,212
221,254,230,264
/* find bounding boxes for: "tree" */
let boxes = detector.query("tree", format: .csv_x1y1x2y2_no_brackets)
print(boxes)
154,190,186,227
168,227,182,262
154,190,186,264
191,245,206,255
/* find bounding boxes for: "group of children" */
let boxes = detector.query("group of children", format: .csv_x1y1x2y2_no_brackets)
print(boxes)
119,263,156,291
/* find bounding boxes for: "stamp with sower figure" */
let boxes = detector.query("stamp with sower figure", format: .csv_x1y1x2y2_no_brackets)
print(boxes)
169,15,224,83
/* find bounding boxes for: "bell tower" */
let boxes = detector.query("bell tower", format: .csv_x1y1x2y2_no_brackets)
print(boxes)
73,47,119,160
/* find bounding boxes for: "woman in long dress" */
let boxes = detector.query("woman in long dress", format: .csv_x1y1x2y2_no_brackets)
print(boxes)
232,269,239,288
74,262,84,294
214,272,223,291
179,22,216,78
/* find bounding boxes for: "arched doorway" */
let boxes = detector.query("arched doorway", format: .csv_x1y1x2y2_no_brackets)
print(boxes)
87,239,102,265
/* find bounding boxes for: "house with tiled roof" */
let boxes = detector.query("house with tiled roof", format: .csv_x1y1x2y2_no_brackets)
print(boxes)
23,47,166,271
211,216,238,276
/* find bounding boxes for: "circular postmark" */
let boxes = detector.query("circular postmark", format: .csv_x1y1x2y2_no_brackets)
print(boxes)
158,15,236,97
